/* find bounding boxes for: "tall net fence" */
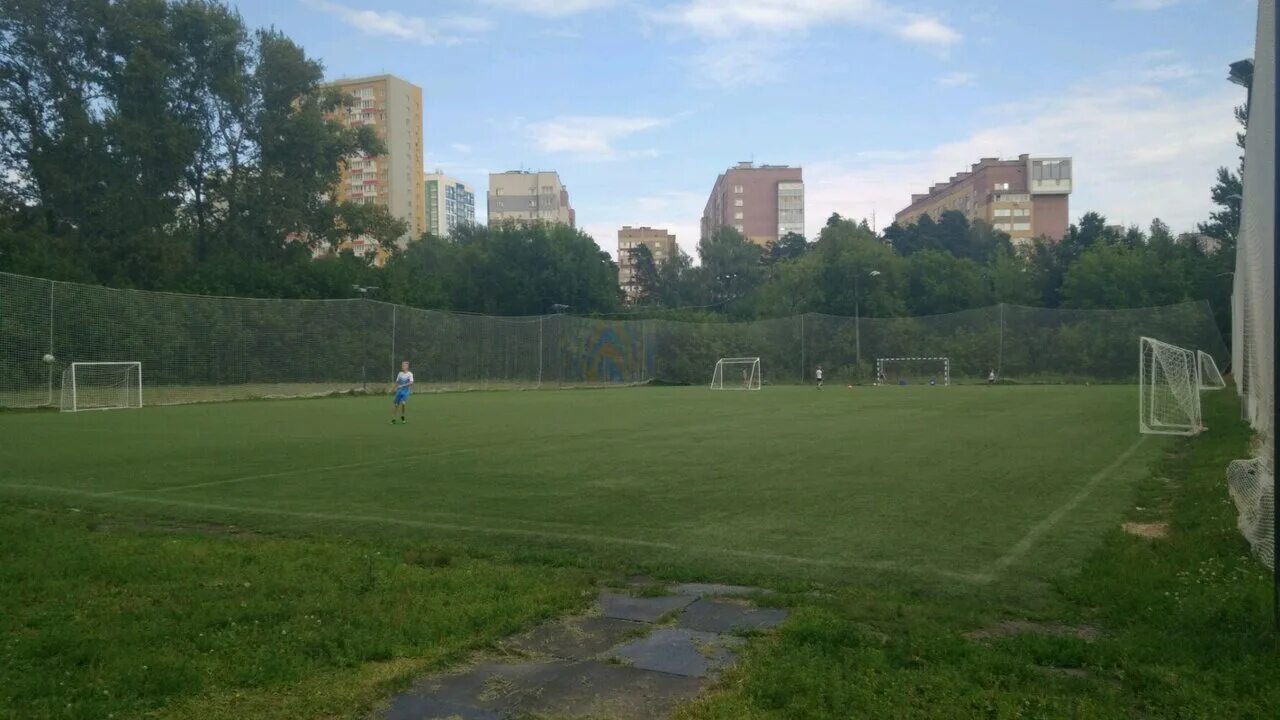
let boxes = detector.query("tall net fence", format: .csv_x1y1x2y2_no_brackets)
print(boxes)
1,270,1228,408
1226,0,1275,571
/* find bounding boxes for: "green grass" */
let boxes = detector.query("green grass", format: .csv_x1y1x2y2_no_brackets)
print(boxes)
677,390,1280,719
0,386,1157,589
3,385,1274,718
0,504,595,719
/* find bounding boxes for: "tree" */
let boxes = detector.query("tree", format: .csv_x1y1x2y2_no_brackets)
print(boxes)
698,226,764,316
764,231,808,265
905,250,987,316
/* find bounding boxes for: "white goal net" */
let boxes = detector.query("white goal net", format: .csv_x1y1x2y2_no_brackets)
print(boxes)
1197,350,1226,391
710,357,761,390
1139,337,1201,436
876,357,950,386
60,362,142,412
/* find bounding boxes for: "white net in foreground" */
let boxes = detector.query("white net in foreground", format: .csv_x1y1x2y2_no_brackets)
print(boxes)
710,357,761,390
876,357,950,386
1227,454,1275,570
1198,350,1227,391
60,362,142,412
1139,337,1201,435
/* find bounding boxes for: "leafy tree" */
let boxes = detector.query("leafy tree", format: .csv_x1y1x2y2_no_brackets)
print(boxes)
905,250,986,315
698,226,764,316
764,231,808,265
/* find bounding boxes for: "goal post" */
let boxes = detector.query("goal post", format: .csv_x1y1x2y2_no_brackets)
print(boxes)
60,362,143,412
710,357,761,390
875,357,950,386
1139,337,1200,435
1197,350,1226,391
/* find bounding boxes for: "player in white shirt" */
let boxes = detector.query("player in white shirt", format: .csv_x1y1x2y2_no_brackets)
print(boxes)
391,360,414,424
815,364,823,389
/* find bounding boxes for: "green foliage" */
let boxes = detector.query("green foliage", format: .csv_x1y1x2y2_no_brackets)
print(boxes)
384,222,620,315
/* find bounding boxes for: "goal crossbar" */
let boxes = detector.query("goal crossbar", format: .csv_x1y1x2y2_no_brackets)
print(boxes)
876,356,951,386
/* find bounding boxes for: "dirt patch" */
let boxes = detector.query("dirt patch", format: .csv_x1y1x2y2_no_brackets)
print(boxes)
964,620,1100,643
1123,521,1169,539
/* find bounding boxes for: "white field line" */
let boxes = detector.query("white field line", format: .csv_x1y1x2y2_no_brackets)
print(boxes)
97,447,482,496
989,436,1147,576
0,482,989,584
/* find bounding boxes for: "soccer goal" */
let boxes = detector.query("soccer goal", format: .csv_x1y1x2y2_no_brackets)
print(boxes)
1139,337,1200,435
60,362,143,412
710,357,762,390
876,357,950,386
1197,350,1226,391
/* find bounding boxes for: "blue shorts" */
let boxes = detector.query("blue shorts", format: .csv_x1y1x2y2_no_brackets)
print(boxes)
394,387,410,405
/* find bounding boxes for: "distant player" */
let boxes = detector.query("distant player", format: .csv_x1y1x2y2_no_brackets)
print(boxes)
391,360,414,424
929,375,938,386
815,364,823,389
876,369,885,386
988,368,996,384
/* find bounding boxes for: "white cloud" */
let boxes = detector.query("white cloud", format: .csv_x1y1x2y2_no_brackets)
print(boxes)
450,143,473,154
936,71,976,87
803,81,1242,237
479,0,617,16
655,0,961,48
305,1,492,44
1112,0,1181,9
528,115,668,161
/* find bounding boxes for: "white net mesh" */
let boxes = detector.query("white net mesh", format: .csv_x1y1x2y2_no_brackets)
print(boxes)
710,358,761,390
1228,0,1275,570
60,362,142,412
1139,337,1201,436
1198,350,1227,391
0,271,1231,406
876,357,950,386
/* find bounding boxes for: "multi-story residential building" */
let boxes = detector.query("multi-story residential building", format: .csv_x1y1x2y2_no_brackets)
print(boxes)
894,154,1072,245
701,162,804,246
324,74,426,256
488,171,575,227
424,170,475,237
617,226,677,301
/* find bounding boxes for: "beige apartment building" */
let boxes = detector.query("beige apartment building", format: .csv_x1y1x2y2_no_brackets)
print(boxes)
324,74,426,257
617,227,677,301
701,162,804,247
488,171,575,226
894,154,1072,245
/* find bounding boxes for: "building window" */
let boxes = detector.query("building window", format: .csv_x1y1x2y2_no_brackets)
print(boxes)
733,185,743,193
994,222,1012,231
734,198,744,207
1014,208,1031,217
1012,222,1032,231
733,224,744,232
734,211,744,220
994,208,1011,217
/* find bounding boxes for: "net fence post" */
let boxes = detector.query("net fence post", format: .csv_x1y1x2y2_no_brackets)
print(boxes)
800,314,806,385
1272,0,1279,628
998,302,1005,381
538,315,544,389
47,279,55,406
390,304,397,380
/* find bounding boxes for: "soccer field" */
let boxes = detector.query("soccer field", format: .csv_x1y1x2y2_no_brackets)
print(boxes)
1,385,1159,589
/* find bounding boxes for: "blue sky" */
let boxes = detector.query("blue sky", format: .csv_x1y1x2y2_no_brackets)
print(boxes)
233,0,1258,259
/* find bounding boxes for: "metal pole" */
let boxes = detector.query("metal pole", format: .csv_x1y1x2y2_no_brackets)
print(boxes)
998,303,1005,381
390,304,397,379
47,280,55,406
537,315,544,388
855,273,862,374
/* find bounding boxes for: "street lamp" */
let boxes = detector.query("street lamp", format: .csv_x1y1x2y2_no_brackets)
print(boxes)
855,270,881,375
352,286,380,391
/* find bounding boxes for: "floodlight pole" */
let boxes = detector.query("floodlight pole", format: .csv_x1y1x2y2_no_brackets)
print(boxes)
1272,3,1279,631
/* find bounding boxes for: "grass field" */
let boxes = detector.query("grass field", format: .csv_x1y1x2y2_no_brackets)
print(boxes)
3,385,1155,589
4,386,1278,719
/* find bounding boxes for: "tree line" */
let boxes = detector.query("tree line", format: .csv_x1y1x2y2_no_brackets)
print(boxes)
0,0,1245,340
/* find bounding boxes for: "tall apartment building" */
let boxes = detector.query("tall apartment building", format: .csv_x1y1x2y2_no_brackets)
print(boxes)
701,162,804,246
424,170,475,237
894,154,1072,245
488,171,575,227
617,226,677,301
324,74,426,253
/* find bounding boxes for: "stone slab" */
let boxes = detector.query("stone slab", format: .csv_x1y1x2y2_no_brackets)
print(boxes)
502,615,646,660
610,627,744,678
597,592,696,623
671,583,774,598
386,660,571,717
676,599,788,634
521,660,704,720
